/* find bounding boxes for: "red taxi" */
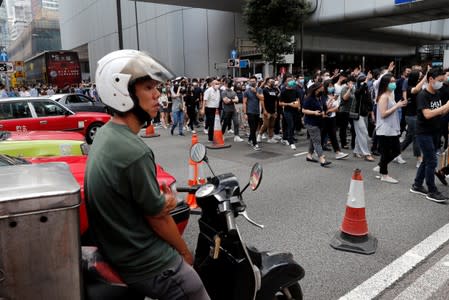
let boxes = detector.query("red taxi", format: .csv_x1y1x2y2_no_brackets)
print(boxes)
0,97,111,143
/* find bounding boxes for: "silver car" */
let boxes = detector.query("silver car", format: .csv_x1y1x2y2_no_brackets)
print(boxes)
49,93,109,114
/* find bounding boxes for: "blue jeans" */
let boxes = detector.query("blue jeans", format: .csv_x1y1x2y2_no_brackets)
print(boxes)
172,110,184,134
414,134,439,193
401,115,420,157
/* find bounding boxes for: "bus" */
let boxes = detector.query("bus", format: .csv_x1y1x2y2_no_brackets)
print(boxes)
24,51,82,89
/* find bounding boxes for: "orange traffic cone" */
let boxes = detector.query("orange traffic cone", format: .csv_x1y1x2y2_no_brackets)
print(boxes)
140,121,160,138
330,169,377,254
206,109,231,149
186,133,206,212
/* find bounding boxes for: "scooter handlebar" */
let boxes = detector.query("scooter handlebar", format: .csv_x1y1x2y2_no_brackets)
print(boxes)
225,210,237,234
176,185,200,194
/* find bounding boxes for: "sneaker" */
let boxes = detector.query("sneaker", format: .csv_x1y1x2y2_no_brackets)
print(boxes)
426,191,449,203
393,155,406,164
373,165,380,173
203,129,208,134
273,134,282,140
281,139,290,146
261,133,268,140
290,144,296,150
234,136,244,142
227,129,234,135
267,138,278,144
380,175,399,184
335,152,349,160
410,184,428,196
256,134,262,143
253,144,262,151
191,130,196,134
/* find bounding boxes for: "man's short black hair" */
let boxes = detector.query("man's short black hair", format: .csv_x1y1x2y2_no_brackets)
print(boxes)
249,76,257,81
427,68,445,80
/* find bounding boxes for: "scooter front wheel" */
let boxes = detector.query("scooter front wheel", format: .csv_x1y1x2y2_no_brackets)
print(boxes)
274,283,303,300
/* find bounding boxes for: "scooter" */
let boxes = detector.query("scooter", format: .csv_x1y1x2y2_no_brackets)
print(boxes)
182,143,305,300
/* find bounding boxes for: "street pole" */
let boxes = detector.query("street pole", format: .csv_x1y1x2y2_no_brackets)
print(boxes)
134,0,140,50
321,54,325,71
300,22,304,76
116,0,123,50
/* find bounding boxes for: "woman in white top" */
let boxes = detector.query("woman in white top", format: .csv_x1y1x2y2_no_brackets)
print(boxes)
321,80,349,160
374,73,408,183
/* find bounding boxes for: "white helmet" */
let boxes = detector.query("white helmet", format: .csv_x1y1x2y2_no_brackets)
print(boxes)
95,49,174,112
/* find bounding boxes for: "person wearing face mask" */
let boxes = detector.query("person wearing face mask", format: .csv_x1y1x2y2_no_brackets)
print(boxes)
243,76,264,151
221,79,243,142
437,69,449,153
302,82,331,167
259,78,279,143
321,80,348,160
339,75,357,151
353,74,375,161
201,79,221,143
279,77,300,150
410,68,449,202
373,74,408,184
158,85,169,129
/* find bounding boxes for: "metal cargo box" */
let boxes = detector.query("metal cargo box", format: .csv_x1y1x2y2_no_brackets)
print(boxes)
0,163,81,300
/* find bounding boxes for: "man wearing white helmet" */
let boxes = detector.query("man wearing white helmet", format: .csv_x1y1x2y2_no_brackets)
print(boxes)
85,50,209,300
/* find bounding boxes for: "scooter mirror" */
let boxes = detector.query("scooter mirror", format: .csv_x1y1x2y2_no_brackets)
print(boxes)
249,162,263,191
190,143,207,163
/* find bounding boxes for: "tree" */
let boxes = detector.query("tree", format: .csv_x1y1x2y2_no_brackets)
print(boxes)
243,0,311,75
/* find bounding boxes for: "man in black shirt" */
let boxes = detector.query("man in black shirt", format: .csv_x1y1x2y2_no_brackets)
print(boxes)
259,78,279,143
280,76,300,150
410,68,449,202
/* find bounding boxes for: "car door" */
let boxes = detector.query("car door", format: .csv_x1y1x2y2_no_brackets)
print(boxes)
63,94,89,112
29,99,83,132
0,100,39,132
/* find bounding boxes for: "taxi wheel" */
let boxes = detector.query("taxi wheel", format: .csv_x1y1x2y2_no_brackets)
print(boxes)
86,122,103,144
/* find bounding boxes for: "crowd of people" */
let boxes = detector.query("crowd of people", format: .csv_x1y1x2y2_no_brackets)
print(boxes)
150,64,449,199
0,82,99,101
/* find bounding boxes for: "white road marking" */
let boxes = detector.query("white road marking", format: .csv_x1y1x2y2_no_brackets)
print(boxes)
340,223,449,300
394,253,449,300
294,151,308,157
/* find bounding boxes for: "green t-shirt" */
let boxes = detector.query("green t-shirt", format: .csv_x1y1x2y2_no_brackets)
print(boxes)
85,121,178,283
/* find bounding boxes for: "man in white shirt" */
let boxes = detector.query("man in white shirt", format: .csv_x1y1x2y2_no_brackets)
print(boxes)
201,80,221,142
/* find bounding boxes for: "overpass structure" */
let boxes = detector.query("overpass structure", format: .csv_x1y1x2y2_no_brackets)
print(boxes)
59,0,449,79
138,0,449,45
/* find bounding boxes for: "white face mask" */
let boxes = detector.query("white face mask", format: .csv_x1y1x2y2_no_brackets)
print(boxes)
432,81,443,90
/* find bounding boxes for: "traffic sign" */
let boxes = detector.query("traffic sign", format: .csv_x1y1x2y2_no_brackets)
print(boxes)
239,59,250,68
227,58,240,68
0,62,14,73
394,0,418,4
0,51,8,62
230,49,238,59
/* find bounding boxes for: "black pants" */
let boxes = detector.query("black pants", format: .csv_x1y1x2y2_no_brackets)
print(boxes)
187,108,197,130
378,135,401,175
222,111,234,134
247,113,259,146
205,107,216,142
321,117,340,152
337,112,355,149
